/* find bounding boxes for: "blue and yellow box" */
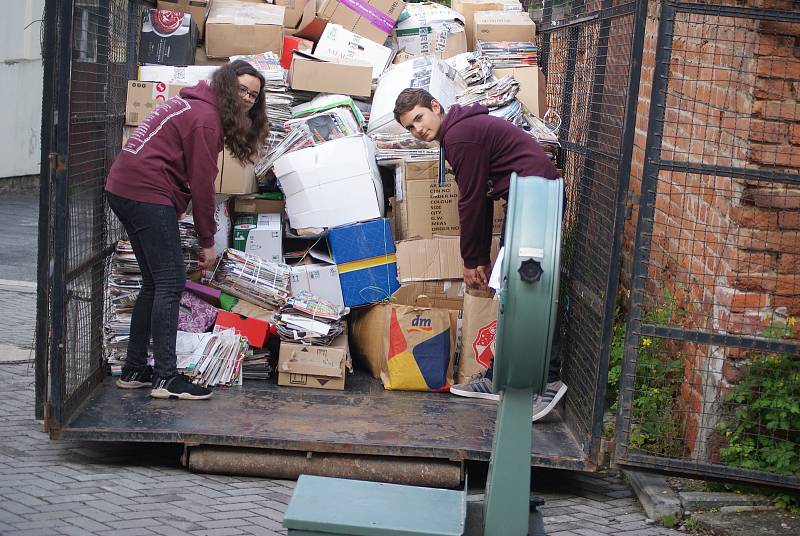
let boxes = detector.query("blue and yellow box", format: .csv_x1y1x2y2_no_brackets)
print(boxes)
327,218,400,308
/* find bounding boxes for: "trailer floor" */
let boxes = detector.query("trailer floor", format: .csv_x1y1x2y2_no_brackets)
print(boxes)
60,370,589,470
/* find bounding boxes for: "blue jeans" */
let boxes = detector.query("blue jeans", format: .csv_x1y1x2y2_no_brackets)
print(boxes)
107,192,185,379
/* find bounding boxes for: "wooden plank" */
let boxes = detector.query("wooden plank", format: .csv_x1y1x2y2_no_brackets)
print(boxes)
61,370,589,470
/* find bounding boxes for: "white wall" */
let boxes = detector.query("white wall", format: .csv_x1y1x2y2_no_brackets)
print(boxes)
0,0,45,178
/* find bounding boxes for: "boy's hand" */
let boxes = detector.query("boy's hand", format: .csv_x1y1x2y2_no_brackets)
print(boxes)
464,265,490,290
199,247,217,271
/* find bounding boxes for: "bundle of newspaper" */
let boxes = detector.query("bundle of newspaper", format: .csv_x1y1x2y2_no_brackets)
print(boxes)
489,99,524,125
230,53,292,152
272,291,349,346
445,52,493,86
241,347,273,380
371,132,440,162
477,41,538,68
211,248,292,307
175,329,249,387
457,76,520,109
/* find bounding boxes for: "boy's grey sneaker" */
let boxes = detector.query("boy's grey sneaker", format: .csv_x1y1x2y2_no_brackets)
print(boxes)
532,381,568,422
116,365,153,389
449,375,500,401
150,375,213,400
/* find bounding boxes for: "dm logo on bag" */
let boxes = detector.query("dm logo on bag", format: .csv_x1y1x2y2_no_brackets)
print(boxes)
472,320,497,368
408,314,433,333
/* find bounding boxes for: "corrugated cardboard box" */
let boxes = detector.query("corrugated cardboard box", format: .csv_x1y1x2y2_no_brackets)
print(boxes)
314,24,394,79
125,80,186,125
233,195,286,215
393,280,465,310
273,135,384,230
394,159,460,240
450,0,521,50
157,0,211,38
350,286,457,391
139,9,198,65
395,235,500,282
493,65,545,117
290,263,345,309
244,214,283,263
289,51,373,97
393,2,467,60
138,64,219,84
274,0,305,28
215,149,256,194
474,10,535,44
278,332,350,390
316,0,406,45
205,1,285,58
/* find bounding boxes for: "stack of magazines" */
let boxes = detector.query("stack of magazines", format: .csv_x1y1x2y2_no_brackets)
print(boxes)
445,52,493,86
457,76,520,110
371,133,440,162
175,329,249,387
272,291,349,346
477,41,538,68
211,248,292,307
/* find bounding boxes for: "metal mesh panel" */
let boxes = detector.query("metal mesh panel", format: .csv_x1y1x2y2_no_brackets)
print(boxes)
537,0,640,460
42,0,145,429
617,0,800,489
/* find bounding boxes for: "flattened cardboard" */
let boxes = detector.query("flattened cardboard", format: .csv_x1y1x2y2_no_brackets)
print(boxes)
289,51,373,97
274,0,305,28
215,149,256,194
395,235,500,282
233,195,286,215
290,263,345,309
317,0,406,45
393,281,465,310
450,0,521,50
277,333,350,390
473,10,535,44
125,80,186,126
205,1,285,58
493,65,543,117
314,23,394,79
157,0,211,38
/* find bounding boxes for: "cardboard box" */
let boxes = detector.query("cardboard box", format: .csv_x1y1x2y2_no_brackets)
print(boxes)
290,263,345,308
450,0,521,50
395,235,500,282
138,64,219,84
474,10,535,44
393,2,467,60
231,298,277,322
216,149,256,194
368,56,467,136
273,0,305,28
393,280,465,310
125,80,186,126
494,66,546,117
194,45,230,65
289,51,373,97
278,332,350,390
233,195,286,215
350,286,457,391
328,218,400,308
314,24,394,79
244,214,283,263
281,35,313,70
215,310,271,348
273,135,384,230
315,0,406,45
140,9,198,66
205,1,285,58
157,0,211,38
394,159,459,240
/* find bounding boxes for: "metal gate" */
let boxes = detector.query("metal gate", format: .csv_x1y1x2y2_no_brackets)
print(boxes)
536,0,646,465
36,0,146,428
615,0,800,489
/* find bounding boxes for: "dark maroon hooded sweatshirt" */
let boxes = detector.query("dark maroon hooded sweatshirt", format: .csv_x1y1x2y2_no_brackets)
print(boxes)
105,82,224,248
439,103,558,269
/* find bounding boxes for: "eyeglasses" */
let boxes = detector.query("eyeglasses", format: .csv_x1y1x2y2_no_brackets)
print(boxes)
238,85,260,102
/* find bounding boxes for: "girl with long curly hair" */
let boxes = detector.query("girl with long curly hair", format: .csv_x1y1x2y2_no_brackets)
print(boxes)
104,60,267,401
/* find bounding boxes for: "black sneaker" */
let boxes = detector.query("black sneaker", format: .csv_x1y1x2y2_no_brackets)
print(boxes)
116,365,154,389
150,375,213,400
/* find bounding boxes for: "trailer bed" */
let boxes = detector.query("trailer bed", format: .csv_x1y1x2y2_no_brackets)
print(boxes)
58,370,590,471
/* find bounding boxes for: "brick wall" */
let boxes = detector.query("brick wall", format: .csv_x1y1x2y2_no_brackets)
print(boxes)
622,1,800,460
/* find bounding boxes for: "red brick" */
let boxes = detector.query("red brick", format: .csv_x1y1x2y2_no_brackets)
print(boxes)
748,119,789,144
730,291,770,311
778,253,800,273
733,273,777,293
725,311,771,336
729,250,776,273
791,124,800,146
753,77,794,100
773,295,800,315
749,143,800,168
723,359,745,384
736,228,800,254
760,20,800,37
754,100,800,121
755,34,797,57
779,211,800,229
776,274,800,295
748,187,800,209
729,206,779,228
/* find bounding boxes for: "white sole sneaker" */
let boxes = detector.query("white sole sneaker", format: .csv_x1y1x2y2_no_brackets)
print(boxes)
449,385,500,401
150,388,213,400
115,379,149,389
532,382,568,422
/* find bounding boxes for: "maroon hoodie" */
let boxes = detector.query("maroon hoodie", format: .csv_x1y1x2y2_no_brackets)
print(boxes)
439,104,558,269
105,82,224,248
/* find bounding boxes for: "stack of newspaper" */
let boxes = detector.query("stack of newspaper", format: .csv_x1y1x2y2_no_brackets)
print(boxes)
272,291,349,345
446,52,493,86
211,249,292,307
371,133,440,162
457,76,520,110
175,329,249,387
477,41,538,68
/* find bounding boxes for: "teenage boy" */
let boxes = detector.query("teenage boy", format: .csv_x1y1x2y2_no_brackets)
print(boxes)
393,88,568,421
